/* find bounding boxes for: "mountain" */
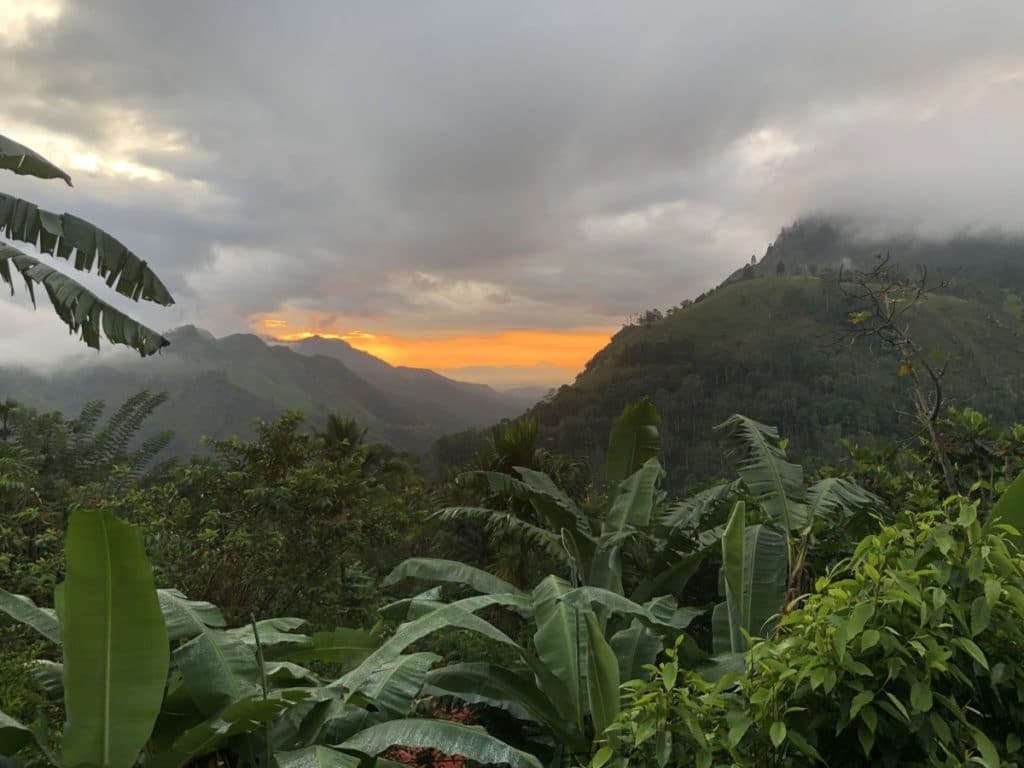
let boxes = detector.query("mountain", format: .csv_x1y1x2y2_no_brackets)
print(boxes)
287,336,540,426
510,221,1024,489
0,327,526,456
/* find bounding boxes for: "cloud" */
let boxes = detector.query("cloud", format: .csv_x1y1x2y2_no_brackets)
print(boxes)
4,1,1024,383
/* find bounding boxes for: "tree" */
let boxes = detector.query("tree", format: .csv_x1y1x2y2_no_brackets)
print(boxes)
775,260,786,276
0,134,173,355
839,254,959,495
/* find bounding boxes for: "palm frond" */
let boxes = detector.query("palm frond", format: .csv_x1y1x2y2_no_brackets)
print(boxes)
1,242,169,356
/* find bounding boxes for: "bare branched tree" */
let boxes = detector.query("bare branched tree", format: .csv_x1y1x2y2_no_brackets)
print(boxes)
838,254,959,495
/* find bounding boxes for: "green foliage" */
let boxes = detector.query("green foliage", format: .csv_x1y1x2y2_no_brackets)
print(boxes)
120,412,424,626
0,133,172,355
600,497,1024,768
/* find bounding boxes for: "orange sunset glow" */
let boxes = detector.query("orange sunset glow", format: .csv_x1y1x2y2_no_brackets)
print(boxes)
255,317,614,377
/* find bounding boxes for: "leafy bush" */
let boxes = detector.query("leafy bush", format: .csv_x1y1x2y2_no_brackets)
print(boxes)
599,499,1024,768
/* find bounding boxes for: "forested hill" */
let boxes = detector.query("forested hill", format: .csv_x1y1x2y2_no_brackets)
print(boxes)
512,225,1024,489
0,326,526,456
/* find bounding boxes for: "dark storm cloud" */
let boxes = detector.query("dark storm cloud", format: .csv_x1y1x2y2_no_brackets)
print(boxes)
4,0,1024,365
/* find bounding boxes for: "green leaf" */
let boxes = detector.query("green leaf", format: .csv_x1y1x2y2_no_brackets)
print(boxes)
847,601,875,640
770,721,787,748
591,746,613,768
716,505,788,654
357,652,439,714
0,243,170,356
0,710,33,755
156,588,226,645
383,557,526,598
860,629,880,651
717,414,805,532
584,610,620,739
606,400,660,486
850,690,874,719
173,630,262,715
910,681,933,713
336,719,542,768
954,638,989,670
532,576,586,732
285,628,377,668
0,586,61,644
609,621,663,682
802,477,879,533
61,509,169,768
340,594,525,703
275,745,360,768
971,597,991,636
423,662,580,747
605,458,663,534
149,696,295,768
987,469,1024,547
971,727,1001,768
0,133,72,185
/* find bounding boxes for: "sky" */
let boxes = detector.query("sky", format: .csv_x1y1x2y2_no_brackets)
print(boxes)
3,2,1024,387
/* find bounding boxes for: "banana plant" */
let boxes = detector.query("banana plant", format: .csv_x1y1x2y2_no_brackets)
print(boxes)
0,512,536,768
374,560,697,766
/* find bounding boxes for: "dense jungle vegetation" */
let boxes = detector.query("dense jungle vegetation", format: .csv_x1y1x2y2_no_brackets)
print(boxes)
4,135,1024,768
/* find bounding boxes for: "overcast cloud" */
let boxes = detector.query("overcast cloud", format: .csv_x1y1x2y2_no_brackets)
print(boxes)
3,1,1024,373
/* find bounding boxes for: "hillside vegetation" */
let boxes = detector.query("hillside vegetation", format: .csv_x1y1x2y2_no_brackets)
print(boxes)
521,224,1024,488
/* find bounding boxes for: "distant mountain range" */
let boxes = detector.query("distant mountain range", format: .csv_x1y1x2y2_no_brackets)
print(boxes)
0,327,533,456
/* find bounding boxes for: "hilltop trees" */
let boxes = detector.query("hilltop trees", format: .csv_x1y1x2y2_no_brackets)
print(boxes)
0,133,173,355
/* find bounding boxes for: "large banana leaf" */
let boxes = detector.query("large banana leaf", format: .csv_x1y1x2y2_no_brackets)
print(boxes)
149,696,295,768
284,628,377,668
718,415,805,534
0,585,61,644
658,480,742,537
383,557,526,598
604,458,663,534
173,630,262,715
423,662,574,740
632,546,712,604
802,477,880,534
562,586,700,631
355,652,439,714
432,506,567,564
714,503,788,654
0,244,169,355
227,617,310,648
609,621,663,682
606,399,661,486
339,595,525,701
275,745,361,768
584,611,620,739
157,588,226,645
0,132,72,185
0,192,173,305
61,509,169,768
985,469,1024,545
336,719,542,768
515,466,594,537
532,576,587,733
